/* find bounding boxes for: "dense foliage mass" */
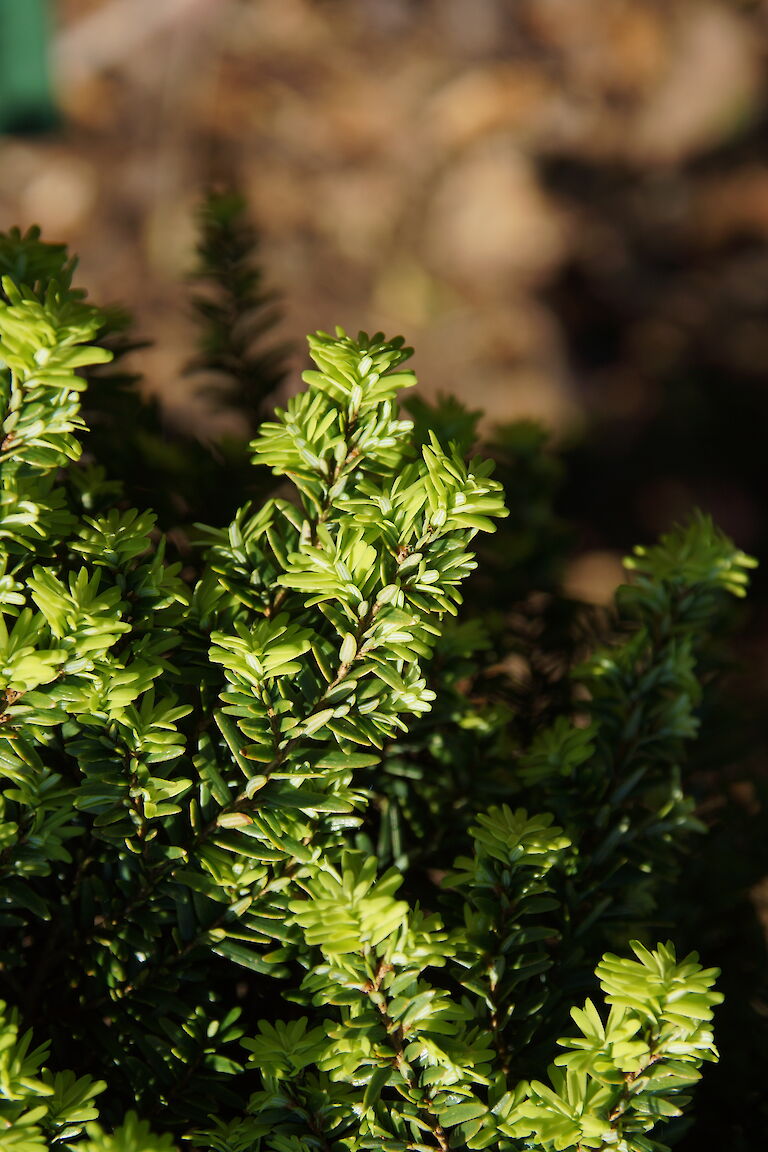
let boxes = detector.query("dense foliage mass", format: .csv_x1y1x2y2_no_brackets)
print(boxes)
0,224,756,1151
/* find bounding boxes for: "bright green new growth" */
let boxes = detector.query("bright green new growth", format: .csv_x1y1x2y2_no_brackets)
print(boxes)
0,228,756,1151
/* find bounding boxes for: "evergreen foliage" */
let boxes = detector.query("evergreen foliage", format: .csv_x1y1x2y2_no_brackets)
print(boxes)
0,225,756,1151
83,191,287,529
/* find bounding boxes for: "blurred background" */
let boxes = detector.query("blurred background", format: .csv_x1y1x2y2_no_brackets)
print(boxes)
3,0,768,597
3,1,768,1145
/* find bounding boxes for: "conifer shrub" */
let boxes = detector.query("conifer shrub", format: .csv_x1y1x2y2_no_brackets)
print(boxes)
0,222,757,1151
